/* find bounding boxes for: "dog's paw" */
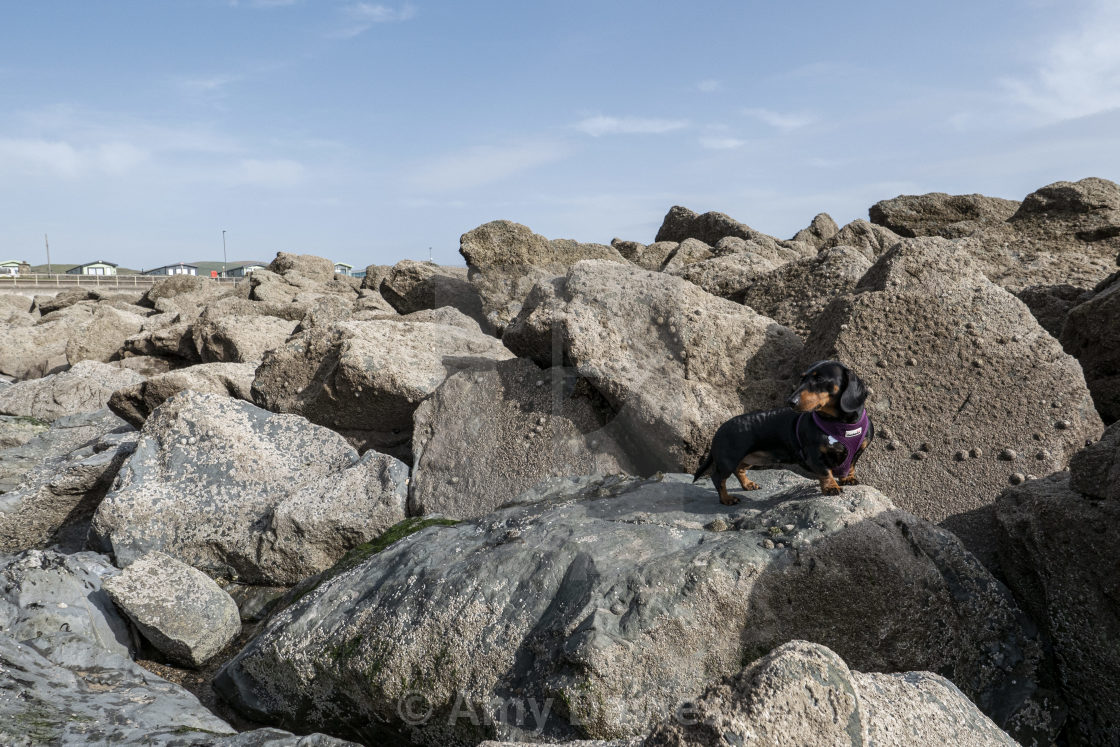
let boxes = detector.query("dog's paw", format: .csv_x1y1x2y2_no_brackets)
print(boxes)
838,475,859,486
720,495,741,506
742,481,760,491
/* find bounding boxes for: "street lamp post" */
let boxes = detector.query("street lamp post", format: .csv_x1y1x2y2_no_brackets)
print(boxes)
222,230,227,277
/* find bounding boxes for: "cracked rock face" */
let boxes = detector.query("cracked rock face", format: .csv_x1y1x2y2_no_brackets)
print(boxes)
216,472,1051,746
90,390,409,585
0,360,144,422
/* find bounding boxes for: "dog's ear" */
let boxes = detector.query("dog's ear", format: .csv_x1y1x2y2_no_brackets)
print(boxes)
839,368,867,414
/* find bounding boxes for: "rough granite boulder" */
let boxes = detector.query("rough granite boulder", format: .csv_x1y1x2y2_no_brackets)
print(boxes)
268,251,337,283
646,640,1017,747
0,425,137,553
1061,271,1120,423
869,193,1021,238
103,551,241,667
122,318,199,364
800,237,1103,565
191,312,299,364
667,252,776,299
0,306,102,380
627,241,679,272
459,220,628,331
0,409,129,494
790,212,840,249
0,414,49,449
90,391,410,585
252,318,515,456
63,303,147,365
1016,283,1093,339
378,260,489,330
660,238,713,273
819,219,902,259
1069,421,1120,500
215,472,1053,746
409,358,639,518
503,260,803,473
655,206,772,246
0,360,144,422
996,454,1120,746
108,361,257,429
732,246,873,337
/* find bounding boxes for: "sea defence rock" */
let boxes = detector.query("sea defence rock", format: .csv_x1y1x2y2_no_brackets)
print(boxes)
645,641,1017,747
191,312,298,364
655,206,773,246
409,358,638,518
0,424,136,552
90,391,410,585
103,551,241,667
819,219,901,260
0,306,99,380
459,219,628,331
997,425,1120,745
869,192,1021,238
0,409,129,494
63,303,147,365
0,414,49,449
216,472,1052,745
1061,270,1120,423
0,360,144,422
378,259,489,330
252,317,515,456
108,361,257,428
503,260,802,473
790,212,840,249
800,237,1103,564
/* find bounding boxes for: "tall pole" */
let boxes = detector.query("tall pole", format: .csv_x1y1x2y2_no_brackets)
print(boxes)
222,230,227,276
44,234,51,276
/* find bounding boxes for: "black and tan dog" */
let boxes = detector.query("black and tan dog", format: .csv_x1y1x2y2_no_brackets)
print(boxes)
693,360,873,504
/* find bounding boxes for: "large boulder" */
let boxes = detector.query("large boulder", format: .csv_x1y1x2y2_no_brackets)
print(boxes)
122,318,200,364
503,260,803,473
0,306,100,380
108,361,257,428
63,303,147,365
191,312,298,363
216,473,1052,745
0,408,129,494
800,237,1103,564
0,423,136,552
0,360,144,422
996,444,1120,746
655,206,769,246
251,318,515,456
819,219,902,259
646,641,1017,746
409,358,639,518
1061,271,1120,423
0,414,49,449
789,212,840,248
459,220,627,331
268,251,336,283
869,192,1021,238
732,246,873,337
103,551,241,667
379,260,489,330
89,391,410,585
1069,421,1120,499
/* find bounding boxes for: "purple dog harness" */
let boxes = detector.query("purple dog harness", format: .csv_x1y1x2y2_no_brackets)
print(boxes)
796,408,871,477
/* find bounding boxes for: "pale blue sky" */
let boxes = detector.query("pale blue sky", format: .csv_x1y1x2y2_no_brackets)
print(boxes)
1,0,1118,269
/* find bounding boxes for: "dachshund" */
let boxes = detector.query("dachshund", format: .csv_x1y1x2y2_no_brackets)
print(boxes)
693,360,873,504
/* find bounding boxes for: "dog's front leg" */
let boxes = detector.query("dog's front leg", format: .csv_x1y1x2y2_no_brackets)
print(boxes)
818,471,842,495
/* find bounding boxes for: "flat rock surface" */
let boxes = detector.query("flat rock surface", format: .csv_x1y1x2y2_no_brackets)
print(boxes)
108,360,257,428
0,360,144,421
217,472,1050,745
0,408,129,495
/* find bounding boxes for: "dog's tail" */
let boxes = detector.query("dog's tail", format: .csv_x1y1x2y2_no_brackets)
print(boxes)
692,451,713,482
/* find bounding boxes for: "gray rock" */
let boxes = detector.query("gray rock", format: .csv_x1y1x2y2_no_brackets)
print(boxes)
660,238,713,273
1016,283,1093,338
459,219,627,331
1061,272,1120,423
410,358,639,518
790,212,840,248
0,409,129,494
819,219,902,259
140,274,235,310
268,251,337,283
654,206,773,246
645,641,1017,746
379,259,489,330
109,361,258,428
216,472,1051,745
0,360,144,422
103,551,241,667
997,471,1120,746
666,252,776,298
192,313,298,364
110,354,175,378
122,319,200,364
0,305,97,380
801,237,1103,565
360,263,394,292
732,245,873,336
90,391,409,585
628,241,679,272
63,303,147,365
869,192,1020,238
1069,421,1120,500
0,425,137,552
503,260,802,472
0,414,49,449
251,318,514,455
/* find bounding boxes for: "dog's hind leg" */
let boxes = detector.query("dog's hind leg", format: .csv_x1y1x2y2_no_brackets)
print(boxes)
734,462,760,491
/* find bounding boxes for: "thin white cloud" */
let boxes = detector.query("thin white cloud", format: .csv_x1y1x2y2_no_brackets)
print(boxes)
333,2,416,37
178,73,243,93
742,108,815,131
698,136,746,150
1003,0,1120,122
574,116,689,137
228,158,305,187
0,138,147,178
697,79,721,93
408,141,568,192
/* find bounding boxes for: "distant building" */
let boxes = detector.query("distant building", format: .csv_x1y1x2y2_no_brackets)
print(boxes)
334,262,353,276
66,261,118,276
143,263,198,276
0,260,30,276
222,262,267,278
351,270,367,279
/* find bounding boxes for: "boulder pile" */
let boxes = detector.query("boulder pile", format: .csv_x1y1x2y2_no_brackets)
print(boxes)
0,178,1117,745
